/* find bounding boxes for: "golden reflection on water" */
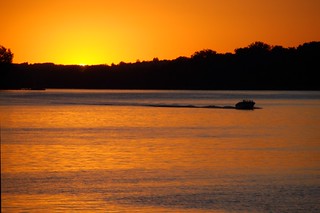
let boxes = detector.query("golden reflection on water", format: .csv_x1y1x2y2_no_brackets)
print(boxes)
2,105,319,174
2,194,226,213
1,103,320,212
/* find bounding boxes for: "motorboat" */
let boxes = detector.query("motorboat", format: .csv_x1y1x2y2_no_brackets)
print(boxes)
235,100,255,110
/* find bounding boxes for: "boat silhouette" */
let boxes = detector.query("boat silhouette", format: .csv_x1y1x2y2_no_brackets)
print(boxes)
235,100,255,110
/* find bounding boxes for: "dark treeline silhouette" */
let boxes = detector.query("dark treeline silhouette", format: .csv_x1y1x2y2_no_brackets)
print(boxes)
1,41,319,90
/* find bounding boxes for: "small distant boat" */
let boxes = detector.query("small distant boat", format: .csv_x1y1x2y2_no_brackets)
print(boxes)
235,100,255,110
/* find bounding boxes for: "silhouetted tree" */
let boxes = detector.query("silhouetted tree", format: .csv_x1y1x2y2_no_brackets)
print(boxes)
0,45,14,64
191,49,217,59
297,41,320,58
235,41,271,56
271,45,286,54
248,41,271,52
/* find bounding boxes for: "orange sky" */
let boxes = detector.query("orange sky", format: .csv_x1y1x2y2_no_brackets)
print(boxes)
1,0,320,65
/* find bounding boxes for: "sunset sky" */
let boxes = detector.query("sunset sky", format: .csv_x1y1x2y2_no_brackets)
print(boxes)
1,0,320,65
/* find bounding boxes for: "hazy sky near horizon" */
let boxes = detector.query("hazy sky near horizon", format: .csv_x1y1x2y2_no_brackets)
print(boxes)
1,0,320,65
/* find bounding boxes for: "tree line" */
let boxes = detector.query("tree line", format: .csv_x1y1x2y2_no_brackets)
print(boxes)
1,41,319,90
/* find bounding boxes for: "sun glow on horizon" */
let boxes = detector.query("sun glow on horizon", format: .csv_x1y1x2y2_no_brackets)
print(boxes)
1,0,320,65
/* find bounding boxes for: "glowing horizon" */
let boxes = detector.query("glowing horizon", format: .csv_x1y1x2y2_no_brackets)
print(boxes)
1,0,320,65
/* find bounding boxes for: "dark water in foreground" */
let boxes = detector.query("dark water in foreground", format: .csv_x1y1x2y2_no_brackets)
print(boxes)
1,90,320,212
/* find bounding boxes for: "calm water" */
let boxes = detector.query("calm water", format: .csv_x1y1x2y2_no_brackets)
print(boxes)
1,90,320,212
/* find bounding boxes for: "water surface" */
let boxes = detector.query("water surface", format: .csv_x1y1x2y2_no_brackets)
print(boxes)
1,90,320,212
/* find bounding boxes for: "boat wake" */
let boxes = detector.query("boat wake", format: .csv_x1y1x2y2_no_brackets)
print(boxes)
97,103,262,110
